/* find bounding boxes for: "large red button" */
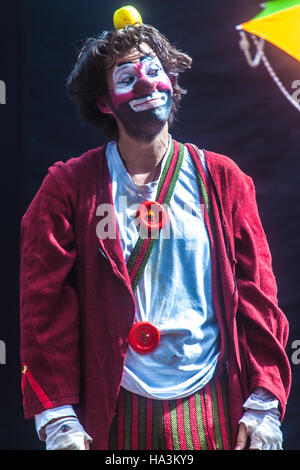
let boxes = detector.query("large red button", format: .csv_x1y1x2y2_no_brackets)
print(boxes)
137,201,167,231
128,321,160,354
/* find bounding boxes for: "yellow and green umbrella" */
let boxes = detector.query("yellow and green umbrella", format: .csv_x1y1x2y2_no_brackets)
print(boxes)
239,0,300,62
236,0,300,111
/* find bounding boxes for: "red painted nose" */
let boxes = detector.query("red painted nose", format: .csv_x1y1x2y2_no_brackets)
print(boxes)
133,78,157,96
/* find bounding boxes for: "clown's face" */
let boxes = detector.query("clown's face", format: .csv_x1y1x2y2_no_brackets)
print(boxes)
99,44,173,139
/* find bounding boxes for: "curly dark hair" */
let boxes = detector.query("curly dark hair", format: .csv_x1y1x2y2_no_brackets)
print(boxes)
66,23,192,139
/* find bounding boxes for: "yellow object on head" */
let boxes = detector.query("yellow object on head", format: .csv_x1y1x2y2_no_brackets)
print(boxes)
113,5,143,30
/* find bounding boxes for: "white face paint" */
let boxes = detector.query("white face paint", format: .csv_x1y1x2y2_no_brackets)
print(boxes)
109,55,173,113
104,48,173,137
112,55,166,93
129,91,168,112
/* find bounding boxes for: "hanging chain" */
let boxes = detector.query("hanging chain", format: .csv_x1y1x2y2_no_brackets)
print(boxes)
238,30,265,68
237,29,300,112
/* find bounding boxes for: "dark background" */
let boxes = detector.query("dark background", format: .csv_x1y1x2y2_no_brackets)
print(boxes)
0,0,299,450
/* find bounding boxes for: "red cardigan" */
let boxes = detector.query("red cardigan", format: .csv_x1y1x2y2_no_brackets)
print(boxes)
20,143,291,450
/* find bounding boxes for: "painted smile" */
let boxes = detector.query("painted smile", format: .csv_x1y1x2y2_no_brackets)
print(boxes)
129,92,168,112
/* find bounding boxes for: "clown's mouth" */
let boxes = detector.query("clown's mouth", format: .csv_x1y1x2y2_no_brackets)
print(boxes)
129,92,168,112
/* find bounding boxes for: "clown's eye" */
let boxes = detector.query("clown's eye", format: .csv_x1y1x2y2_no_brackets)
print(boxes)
147,67,160,76
145,57,163,76
147,62,163,76
117,76,135,87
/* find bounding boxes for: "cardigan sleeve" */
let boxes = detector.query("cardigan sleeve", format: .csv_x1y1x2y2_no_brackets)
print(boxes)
232,177,291,419
20,166,80,419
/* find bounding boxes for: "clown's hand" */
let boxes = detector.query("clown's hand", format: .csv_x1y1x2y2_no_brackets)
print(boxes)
44,417,93,450
235,408,283,450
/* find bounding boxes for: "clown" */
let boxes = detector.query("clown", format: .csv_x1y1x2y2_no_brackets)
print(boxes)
20,7,291,450
99,48,174,139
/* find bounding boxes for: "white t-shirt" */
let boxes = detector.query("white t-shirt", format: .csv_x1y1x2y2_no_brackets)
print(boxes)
106,139,220,399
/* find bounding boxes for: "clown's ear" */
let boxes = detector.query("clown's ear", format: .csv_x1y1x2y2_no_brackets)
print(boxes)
97,96,113,115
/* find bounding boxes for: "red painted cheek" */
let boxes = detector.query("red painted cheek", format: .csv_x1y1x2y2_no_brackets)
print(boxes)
109,89,136,108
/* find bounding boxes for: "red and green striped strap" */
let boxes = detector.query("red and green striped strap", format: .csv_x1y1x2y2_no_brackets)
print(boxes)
126,141,212,293
186,143,229,364
185,143,211,216
127,139,184,292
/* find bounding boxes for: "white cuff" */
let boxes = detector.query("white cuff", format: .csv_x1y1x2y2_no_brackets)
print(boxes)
35,405,77,440
243,387,279,412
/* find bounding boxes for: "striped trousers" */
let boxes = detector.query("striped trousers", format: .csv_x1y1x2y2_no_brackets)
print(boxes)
109,372,231,450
